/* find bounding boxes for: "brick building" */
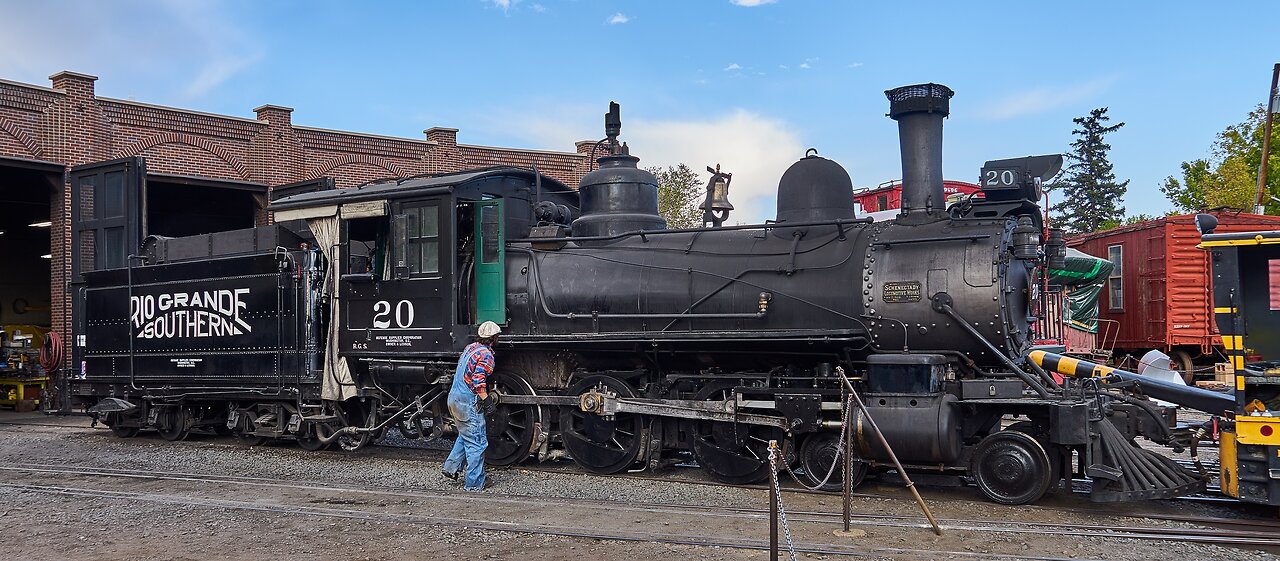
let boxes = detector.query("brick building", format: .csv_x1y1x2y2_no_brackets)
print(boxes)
0,70,599,348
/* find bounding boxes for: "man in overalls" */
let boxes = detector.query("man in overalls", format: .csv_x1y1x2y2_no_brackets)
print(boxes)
442,321,500,490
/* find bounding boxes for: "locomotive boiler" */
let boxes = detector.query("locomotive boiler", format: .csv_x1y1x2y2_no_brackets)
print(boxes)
70,83,1211,505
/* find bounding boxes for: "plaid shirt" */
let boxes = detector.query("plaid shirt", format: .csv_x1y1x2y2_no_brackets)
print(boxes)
461,342,494,394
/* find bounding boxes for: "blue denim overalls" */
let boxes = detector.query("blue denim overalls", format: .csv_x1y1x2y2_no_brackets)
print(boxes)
442,345,488,489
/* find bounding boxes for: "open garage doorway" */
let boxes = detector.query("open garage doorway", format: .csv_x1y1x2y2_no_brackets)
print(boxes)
0,158,60,358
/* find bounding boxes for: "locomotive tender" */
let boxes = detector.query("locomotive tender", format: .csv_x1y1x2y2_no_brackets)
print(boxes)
71,83,1208,505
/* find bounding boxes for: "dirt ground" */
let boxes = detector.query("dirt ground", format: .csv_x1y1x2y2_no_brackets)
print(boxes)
1,411,1277,561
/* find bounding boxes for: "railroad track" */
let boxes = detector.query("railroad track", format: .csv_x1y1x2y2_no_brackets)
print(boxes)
3,463,1278,550
0,464,1088,561
0,418,1257,519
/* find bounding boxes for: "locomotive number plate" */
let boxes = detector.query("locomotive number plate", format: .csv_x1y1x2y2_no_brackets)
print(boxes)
882,281,922,303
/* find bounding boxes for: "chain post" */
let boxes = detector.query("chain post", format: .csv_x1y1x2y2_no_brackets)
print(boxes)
843,393,853,532
767,440,799,561
769,439,778,561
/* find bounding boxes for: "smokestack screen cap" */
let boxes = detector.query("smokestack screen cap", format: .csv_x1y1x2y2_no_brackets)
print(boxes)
478,321,502,338
885,83,954,119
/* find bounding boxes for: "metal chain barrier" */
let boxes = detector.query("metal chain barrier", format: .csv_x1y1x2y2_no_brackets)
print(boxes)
782,394,855,491
767,441,799,561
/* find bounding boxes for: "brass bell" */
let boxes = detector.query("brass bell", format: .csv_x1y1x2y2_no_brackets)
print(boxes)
704,174,734,212
702,164,735,227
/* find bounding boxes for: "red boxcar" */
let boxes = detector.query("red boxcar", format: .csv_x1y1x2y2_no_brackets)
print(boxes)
853,180,982,213
1067,211,1280,379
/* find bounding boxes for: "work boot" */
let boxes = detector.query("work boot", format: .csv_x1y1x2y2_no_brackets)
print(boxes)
442,468,460,481
463,474,493,491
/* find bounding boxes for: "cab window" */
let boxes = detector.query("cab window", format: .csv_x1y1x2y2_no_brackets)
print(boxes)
403,203,440,276
345,217,386,278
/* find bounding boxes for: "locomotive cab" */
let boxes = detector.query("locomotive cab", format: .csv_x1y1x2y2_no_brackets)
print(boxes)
270,168,579,363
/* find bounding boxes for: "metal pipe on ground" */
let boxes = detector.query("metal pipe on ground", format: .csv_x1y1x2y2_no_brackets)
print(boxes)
836,366,943,536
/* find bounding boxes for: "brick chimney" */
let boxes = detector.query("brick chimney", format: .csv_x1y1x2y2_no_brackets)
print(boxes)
425,127,461,172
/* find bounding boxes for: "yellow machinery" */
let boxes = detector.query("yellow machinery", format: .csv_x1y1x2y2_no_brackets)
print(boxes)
1200,221,1280,505
0,326,47,411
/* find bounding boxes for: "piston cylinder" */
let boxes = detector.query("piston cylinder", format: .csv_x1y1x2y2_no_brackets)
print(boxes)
856,393,963,463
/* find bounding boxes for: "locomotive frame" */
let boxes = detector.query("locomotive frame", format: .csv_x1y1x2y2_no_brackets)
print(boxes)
68,83,1212,506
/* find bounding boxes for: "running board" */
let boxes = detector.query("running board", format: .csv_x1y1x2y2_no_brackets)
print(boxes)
1087,417,1206,502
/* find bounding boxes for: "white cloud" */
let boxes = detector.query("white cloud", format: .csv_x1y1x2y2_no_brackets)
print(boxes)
607,13,629,24
724,63,742,71
778,64,789,70
490,104,805,224
730,0,778,6
531,3,546,12
976,76,1119,120
626,111,805,224
847,62,864,68
799,63,810,69
0,1,261,102
492,0,512,10
183,52,263,98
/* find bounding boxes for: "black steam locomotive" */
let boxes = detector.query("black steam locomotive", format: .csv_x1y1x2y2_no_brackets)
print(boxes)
70,84,1206,505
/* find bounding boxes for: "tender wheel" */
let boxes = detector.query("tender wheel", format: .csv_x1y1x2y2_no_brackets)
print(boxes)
690,382,784,484
296,422,331,451
971,430,1053,505
485,371,544,467
238,433,267,446
106,412,140,438
560,375,645,474
798,432,866,491
232,405,268,446
156,406,192,442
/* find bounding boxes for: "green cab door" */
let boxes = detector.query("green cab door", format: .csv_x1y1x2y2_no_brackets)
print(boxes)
475,199,506,325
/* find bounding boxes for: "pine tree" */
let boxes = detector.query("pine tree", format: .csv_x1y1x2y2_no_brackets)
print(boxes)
1049,108,1130,233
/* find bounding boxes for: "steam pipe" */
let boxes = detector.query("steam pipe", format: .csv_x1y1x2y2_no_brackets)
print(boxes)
1027,350,1235,415
931,295,1050,398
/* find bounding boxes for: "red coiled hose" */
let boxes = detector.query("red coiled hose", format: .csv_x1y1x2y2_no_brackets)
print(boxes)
39,331,64,374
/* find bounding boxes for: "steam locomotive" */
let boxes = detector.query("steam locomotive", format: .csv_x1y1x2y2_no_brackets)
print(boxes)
70,83,1211,505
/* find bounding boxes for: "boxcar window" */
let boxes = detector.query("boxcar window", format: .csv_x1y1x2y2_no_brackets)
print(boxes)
1107,244,1123,311
405,203,440,275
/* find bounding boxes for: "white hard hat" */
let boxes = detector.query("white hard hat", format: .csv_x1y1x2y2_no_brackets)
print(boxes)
478,321,502,338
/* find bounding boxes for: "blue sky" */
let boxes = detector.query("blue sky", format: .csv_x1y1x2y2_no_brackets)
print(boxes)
1,0,1275,224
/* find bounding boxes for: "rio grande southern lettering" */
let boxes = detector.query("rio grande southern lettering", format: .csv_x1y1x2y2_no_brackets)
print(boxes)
131,289,252,339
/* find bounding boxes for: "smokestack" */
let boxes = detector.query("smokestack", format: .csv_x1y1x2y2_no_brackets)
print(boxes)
886,83,954,221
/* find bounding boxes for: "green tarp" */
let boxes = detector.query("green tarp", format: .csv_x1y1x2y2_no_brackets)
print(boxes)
1047,248,1113,333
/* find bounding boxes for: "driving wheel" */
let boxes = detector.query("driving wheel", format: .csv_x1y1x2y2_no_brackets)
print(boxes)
485,371,544,467
560,375,645,474
690,382,784,484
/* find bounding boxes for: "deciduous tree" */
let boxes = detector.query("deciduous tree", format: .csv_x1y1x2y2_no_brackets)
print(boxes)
1160,105,1280,213
648,164,704,228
